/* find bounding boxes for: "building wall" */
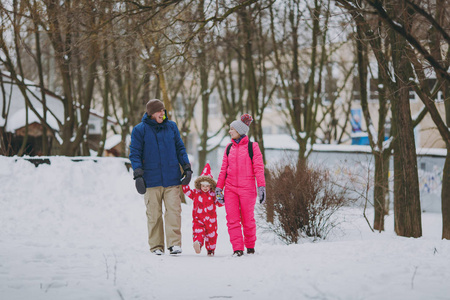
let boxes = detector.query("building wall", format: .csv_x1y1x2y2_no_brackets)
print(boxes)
206,144,445,213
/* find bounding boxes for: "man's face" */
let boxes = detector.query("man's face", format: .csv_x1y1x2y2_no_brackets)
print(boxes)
152,109,165,123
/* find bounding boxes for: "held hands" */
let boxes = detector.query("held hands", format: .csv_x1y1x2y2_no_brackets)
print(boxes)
258,186,266,204
214,186,263,204
133,168,146,195
180,164,193,185
215,187,224,204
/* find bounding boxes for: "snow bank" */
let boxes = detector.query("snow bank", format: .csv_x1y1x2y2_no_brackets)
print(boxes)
0,156,449,300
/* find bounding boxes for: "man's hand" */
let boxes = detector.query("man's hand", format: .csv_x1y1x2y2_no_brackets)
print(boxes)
180,164,193,185
133,168,146,195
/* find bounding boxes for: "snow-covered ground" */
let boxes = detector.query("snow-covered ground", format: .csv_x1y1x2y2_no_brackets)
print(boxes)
0,156,449,300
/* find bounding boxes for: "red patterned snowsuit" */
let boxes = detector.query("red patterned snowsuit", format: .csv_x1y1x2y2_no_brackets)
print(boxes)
182,185,223,251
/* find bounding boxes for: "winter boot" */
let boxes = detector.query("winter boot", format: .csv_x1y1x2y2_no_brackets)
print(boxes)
193,241,202,254
168,246,182,255
233,250,244,257
207,250,215,256
152,249,163,255
247,248,255,254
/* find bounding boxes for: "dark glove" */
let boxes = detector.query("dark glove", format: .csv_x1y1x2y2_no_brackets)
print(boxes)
133,168,146,195
215,187,224,204
180,164,193,186
258,186,266,204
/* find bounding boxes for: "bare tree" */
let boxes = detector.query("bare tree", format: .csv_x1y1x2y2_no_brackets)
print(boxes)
337,0,449,238
0,1,61,156
371,0,450,240
353,17,393,231
196,0,214,174
270,0,351,165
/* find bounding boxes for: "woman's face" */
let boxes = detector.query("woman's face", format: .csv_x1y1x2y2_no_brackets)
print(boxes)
229,127,240,139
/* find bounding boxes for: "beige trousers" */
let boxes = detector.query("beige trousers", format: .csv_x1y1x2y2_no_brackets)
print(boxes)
144,185,182,252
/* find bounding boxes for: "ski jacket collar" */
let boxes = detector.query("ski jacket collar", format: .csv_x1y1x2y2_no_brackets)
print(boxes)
233,134,247,144
142,113,168,130
232,135,249,145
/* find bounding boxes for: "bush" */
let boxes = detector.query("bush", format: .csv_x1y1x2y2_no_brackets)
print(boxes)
260,162,354,244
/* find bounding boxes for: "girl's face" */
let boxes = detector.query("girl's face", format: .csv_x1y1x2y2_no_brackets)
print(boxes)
229,127,240,140
201,183,211,193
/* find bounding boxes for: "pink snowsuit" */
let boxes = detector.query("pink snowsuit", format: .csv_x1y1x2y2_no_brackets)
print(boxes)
216,136,266,252
182,185,223,252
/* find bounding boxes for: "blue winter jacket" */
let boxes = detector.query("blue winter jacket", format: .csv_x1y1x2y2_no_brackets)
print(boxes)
129,113,190,188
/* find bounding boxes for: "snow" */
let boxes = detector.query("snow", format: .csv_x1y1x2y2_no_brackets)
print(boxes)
0,72,116,133
5,108,60,132
368,124,378,145
103,134,122,150
382,136,394,151
0,73,65,130
417,147,447,157
1,156,449,300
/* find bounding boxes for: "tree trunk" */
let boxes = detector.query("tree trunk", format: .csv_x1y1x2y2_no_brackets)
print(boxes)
392,93,422,237
197,0,209,175
31,3,50,155
239,7,265,162
442,84,450,239
355,19,389,231
430,0,450,240
98,40,110,157
383,153,390,216
289,4,302,137
154,42,171,114
373,36,391,228
442,153,450,239
373,150,390,231
391,2,422,238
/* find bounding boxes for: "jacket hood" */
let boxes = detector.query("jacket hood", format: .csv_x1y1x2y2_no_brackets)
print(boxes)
142,112,168,127
194,175,217,190
141,113,149,122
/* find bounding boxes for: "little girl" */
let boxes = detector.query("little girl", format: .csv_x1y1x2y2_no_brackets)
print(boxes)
215,114,266,257
182,163,223,256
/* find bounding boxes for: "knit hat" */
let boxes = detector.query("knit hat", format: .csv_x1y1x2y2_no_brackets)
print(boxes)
194,163,217,190
230,113,253,136
146,99,165,116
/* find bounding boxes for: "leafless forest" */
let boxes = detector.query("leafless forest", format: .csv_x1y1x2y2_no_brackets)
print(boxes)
1,0,449,238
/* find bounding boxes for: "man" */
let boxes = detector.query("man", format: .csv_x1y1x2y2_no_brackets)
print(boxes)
129,99,192,255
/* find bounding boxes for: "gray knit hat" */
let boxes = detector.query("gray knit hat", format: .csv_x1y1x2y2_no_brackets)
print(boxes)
146,99,165,116
230,113,253,136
